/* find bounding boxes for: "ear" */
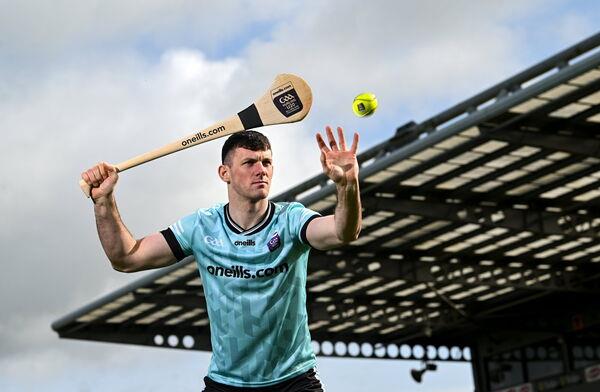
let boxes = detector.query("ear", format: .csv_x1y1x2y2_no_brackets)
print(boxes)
218,164,230,184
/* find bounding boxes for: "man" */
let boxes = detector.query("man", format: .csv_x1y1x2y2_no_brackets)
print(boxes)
81,126,362,391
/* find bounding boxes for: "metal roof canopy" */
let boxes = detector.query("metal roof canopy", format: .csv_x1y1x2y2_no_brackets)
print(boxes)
54,32,600,392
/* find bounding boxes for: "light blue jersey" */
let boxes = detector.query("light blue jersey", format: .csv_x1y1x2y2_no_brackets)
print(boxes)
162,201,319,387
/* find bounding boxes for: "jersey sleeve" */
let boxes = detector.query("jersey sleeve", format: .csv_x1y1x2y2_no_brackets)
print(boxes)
286,202,320,246
160,211,198,261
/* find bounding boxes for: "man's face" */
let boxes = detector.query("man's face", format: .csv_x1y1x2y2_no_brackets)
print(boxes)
222,147,273,202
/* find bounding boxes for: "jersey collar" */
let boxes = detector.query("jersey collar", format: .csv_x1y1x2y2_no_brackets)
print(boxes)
224,201,275,236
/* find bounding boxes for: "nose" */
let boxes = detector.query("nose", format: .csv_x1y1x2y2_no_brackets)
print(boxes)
255,162,268,176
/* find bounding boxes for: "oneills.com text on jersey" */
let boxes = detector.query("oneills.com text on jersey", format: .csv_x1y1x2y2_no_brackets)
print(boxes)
206,263,289,280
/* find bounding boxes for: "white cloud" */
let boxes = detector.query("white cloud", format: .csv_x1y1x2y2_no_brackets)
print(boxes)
0,0,299,60
0,41,320,367
0,49,238,347
0,341,211,392
241,0,552,141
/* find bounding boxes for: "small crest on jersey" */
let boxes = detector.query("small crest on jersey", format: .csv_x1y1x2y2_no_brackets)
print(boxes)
204,235,224,247
267,232,281,252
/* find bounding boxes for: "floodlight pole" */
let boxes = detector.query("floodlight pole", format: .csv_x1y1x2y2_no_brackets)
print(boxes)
470,338,489,392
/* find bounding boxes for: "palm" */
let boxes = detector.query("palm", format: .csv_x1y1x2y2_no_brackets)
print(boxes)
316,126,359,186
322,150,358,184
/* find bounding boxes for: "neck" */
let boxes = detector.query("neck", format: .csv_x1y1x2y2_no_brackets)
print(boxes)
227,196,269,230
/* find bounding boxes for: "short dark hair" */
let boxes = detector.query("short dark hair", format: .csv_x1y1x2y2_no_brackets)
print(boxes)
221,130,271,164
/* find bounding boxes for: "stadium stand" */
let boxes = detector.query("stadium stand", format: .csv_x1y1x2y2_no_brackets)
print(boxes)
53,32,600,392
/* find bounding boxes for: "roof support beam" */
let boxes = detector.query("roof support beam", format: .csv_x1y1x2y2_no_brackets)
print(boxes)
362,195,600,238
308,252,597,294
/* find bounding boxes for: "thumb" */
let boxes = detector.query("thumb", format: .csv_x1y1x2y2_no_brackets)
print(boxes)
107,168,119,184
103,162,118,178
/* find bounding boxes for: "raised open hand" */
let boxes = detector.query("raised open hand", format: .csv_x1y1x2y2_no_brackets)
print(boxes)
316,126,359,186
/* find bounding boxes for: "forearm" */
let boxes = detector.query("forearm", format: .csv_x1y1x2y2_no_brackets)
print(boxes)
334,179,362,243
93,195,138,270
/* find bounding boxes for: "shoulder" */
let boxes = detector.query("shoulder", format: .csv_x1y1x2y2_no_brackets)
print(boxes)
178,203,225,225
272,201,320,227
272,201,310,214
199,203,226,217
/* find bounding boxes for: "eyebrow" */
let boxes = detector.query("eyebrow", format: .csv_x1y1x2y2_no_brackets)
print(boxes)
241,156,272,163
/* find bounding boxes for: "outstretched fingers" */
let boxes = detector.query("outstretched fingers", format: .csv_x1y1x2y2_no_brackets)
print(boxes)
316,132,329,154
337,127,347,150
325,126,339,151
316,126,359,154
350,132,359,154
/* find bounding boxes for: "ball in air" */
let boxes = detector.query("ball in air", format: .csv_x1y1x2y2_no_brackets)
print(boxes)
352,92,378,117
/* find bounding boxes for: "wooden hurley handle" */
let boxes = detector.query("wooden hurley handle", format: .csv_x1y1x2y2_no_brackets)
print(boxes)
79,73,313,198
79,179,93,198
79,115,242,198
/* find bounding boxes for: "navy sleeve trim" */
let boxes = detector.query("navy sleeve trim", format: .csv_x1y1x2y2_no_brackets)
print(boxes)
160,228,186,261
300,214,320,247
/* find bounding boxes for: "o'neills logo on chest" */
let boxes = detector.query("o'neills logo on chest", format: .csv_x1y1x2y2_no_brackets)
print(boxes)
234,239,255,247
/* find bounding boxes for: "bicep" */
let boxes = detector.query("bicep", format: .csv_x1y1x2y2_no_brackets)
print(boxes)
126,232,178,272
305,215,344,250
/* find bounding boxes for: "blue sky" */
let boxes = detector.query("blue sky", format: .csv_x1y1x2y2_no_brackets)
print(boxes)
0,1,598,391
